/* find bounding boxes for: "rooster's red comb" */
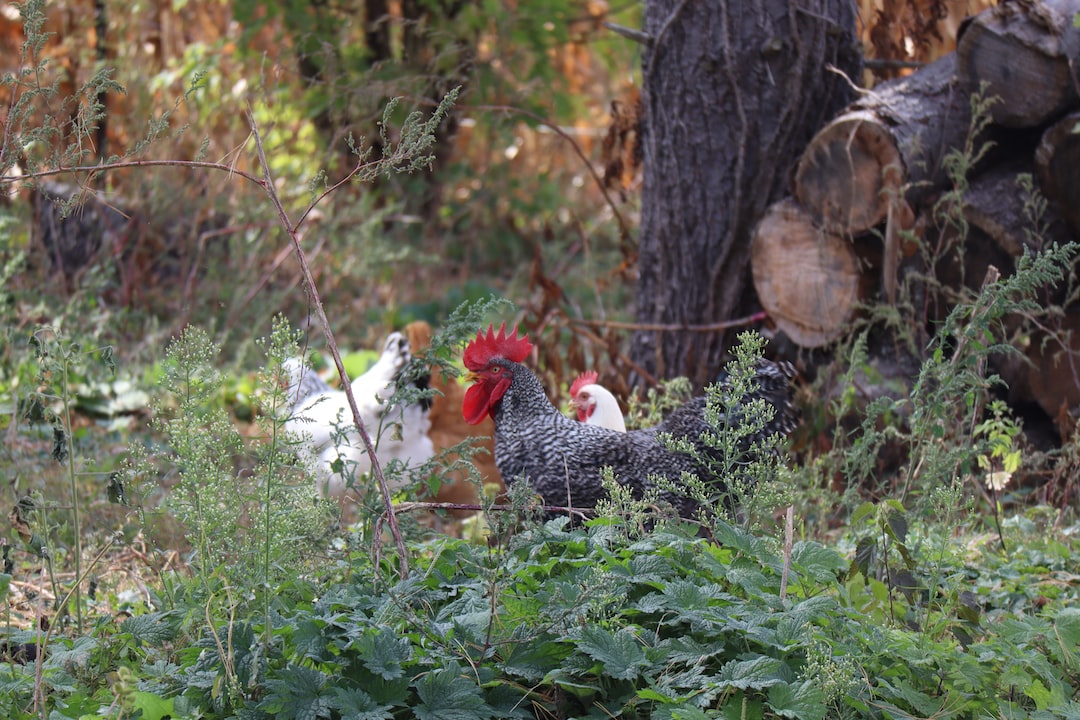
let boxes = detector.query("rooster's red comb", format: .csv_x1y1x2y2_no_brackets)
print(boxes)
464,323,532,371
569,370,598,398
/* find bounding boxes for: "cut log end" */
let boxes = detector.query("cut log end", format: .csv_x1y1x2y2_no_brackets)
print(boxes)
751,198,864,348
1028,311,1080,421
1035,111,1080,238
795,110,903,235
957,3,1080,128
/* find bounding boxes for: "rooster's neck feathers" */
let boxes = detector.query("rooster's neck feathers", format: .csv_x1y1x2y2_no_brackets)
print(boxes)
491,360,564,424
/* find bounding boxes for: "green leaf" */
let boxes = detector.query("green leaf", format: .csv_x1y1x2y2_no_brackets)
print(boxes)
329,687,395,720
1052,607,1080,669
1026,678,1054,711
662,636,728,665
662,578,725,610
850,502,876,526
670,706,716,720
791,542,846,582
884,509,908,544
293,618,334,662
413,664,493,720
637,687,677,704
784,595,837,629
499,636,571,682
576,626,650,681
259,664,334,720
546,668,601,698
725,565,773,598
44,636,97,670
766,680,826,720
120,613,177,647
713,655,784,691
1037,700,1080,719
718,695,766,720
351,627,413,680
881,498,906,515
853,536,876,578
708,519,775,564
879,678,941,716
133,691,175,720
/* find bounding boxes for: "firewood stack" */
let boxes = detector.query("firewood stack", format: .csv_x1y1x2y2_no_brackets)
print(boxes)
751,0,1080,419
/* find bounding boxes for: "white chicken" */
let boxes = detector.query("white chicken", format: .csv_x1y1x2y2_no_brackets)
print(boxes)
568,370,626,432
284,332,435,498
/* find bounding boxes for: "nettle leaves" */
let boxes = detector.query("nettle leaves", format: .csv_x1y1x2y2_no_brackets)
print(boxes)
201,523,850,720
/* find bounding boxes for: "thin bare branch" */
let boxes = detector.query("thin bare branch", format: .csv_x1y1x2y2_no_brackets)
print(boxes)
569,311,769,333
603,21,653,46
245,107,410,578
469,103,633,244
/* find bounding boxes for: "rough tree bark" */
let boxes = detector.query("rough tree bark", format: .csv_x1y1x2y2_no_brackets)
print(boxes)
630,0,860,388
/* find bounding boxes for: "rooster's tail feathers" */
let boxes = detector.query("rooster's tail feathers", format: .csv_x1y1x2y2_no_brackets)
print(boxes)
283,357,333,409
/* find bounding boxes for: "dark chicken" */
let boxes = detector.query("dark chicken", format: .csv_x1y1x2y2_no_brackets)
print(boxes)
462,324,798,519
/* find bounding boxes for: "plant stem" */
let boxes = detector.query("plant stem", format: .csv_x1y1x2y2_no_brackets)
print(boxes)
60,350,83,634
34,532,119,716
262,379,280,651
184,361,211,595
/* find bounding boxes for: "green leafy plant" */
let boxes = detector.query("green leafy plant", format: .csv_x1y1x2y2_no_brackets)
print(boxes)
7,3,1080,719
125,323,334,617
652,331,795,533
625,376,694,429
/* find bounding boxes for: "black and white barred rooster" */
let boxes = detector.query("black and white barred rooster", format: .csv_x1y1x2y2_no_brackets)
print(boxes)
462,324,798,519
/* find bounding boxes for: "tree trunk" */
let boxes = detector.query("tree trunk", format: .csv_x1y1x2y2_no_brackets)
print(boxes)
630,0,860,388
962,157,1070,258
1028,309,1080,422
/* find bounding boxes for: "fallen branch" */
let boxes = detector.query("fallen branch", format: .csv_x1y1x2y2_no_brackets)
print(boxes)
568,312,769,334
391,500,592,522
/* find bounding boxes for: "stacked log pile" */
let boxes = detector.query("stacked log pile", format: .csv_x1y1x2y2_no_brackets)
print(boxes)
752,0,1080,420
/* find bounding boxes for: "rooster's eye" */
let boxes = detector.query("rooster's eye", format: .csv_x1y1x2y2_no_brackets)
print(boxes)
490,366,502,374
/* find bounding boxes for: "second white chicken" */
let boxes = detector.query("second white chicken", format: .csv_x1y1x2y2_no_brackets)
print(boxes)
284,332,435,498
568,370,627,432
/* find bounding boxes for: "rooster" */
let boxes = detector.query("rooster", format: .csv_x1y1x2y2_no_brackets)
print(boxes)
462,324,797,519
569,370,626,432
284,332,435,498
